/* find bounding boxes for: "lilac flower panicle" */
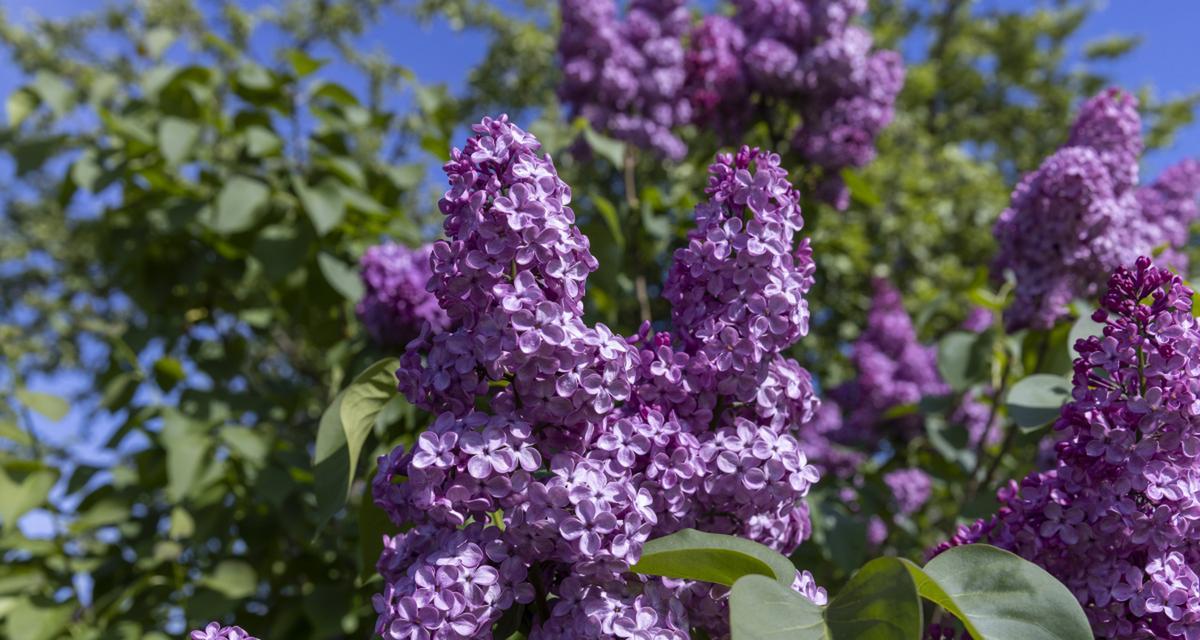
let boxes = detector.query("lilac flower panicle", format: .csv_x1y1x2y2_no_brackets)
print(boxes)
358,242,450,347
682,0,904,207
995,88,1200,329
189,623,258,640
380,120,824,639
934,257,1200,639
883,468,932,516
558,0,691,159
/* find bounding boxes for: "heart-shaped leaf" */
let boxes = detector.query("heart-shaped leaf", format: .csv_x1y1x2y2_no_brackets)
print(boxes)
903,544,1091,640
1005,373,1071,431
631,528,796,588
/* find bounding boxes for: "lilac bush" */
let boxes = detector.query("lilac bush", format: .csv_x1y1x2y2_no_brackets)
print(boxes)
934,257,1200,638
994,89,1200,330
375,116,825,638
357,242,449,347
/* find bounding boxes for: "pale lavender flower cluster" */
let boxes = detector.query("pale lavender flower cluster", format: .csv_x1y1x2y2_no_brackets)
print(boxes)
995,89,1200,329
934,257,1200,639
684,0,904,207
558,0,691,159
357,242,450,347
378,117,824,639
883,468,932,516
188,623,257,640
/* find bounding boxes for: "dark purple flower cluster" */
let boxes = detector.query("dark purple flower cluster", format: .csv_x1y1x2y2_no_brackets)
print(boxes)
357,242,450,347
933,257,1200,639
188,623,257,640
558,0,691,160
377,117,825,639
994,89,1200,329
684,0,904,207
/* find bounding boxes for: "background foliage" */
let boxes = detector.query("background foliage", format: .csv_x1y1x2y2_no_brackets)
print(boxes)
0,0,1196,638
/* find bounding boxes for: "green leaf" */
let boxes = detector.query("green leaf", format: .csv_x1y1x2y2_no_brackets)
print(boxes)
840,169,881,208
359,494,392,580
4,598,72,640
168,506,195,540
592,195,625,249
824,557,922,639
207,176,269,234
582,125,626,169
101,372,140,411
144,27,177,59
294,176,346,236
314,390,351,527
728,558,921,640
152,356,185,391
160,411,211,503
937,330,990,392
31,71,72,116
903,544,1091,640
339,359,400,490
219,426,269,466
16,389,69,422
317,252,365,303
0,468,58,531
0,420,31,447
202,560,257,599
311,81,360,106
730,574,824,639
630,528,796,588
1005,373,1071,431
6,88,39,128
286,49,327,77
243,125,282,157
157,117,200,165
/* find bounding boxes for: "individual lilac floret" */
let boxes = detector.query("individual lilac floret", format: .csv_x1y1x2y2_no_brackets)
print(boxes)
932,257,1200,639
883,468,932,516
357,242,449,347
994,88,1200,330
558,0,691,159
189,623,258,640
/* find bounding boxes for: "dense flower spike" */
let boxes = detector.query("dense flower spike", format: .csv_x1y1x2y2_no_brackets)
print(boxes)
357,242,449,346
188,623,258,640
380,119,823,639
558,0,691,159
933,257,1200,639
683,0,904,207
994,88,1200,329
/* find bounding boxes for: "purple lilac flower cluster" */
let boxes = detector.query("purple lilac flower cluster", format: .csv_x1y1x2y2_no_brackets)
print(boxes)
377,116,824,639
933,257,1200,639
834,279,947,438
357,242,450,347
188,623,257,640
684,0,904,207
994,89,1200,330
883,468,932,516
558,0,691,160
